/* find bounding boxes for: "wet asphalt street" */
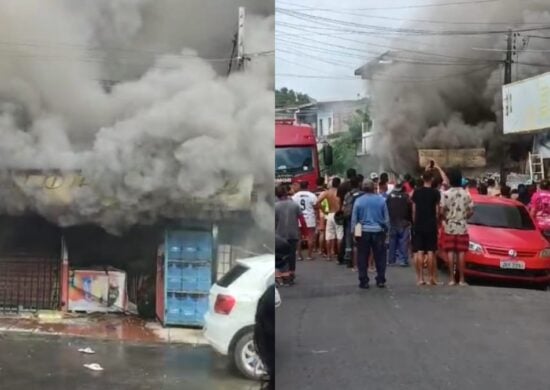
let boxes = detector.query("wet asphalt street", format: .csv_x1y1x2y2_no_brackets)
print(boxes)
0,333,256,390
276,259,550,390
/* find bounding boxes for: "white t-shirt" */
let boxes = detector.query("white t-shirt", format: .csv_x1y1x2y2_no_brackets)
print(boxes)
292,191,318,228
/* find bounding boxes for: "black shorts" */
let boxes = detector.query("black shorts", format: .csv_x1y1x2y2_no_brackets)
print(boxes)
412,229,438,253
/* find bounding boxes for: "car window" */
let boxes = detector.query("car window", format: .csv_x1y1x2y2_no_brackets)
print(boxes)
216,264,249,287
468,204,535,230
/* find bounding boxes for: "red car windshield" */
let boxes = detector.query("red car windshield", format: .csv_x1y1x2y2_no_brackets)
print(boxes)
468,204,535,230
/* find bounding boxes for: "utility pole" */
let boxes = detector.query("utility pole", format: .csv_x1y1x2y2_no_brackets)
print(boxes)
227,32,237,76
504,29,513,85
237,7,246,71
500,28,514,184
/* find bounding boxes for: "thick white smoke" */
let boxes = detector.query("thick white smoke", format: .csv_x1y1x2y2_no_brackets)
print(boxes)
368,0,550,171
0,0,274,233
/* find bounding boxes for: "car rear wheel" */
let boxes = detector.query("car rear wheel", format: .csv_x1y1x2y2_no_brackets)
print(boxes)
233,331,265,380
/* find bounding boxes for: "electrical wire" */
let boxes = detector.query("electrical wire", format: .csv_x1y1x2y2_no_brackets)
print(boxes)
276,28,498,67
515,61,550,68
277,73,360,80
277,55,332,74
277,0,501,11
0,37,273,62
277,0,538,26
0,46,273,67
277,8,550,36
277,64,496,83
277,29,501,65
277,47,359,68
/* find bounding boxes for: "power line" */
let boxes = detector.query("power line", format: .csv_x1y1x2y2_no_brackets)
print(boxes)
474,47,550,53
276,73,358,80
277,31,499,65
277,47,358,68
0,37,274,63
515,61,550,68
277,0,500,11
278,8,550,36
276,20,505,39
277,37,380,59
0,47,273,68
277,64,494,83
278,0,537,26
227,32,238,75
276,30,492,65
277,56,331,74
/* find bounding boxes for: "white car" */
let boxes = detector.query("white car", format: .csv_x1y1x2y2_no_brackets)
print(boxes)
203,254,274,380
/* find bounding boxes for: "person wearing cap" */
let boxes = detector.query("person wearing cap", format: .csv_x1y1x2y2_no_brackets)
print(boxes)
351,179,390,289
386,181,412,267
370,172,379,193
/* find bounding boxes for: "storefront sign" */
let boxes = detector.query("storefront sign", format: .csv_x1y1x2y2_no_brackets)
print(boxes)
4,171,254,210
503,72,550,134
418,149,486,168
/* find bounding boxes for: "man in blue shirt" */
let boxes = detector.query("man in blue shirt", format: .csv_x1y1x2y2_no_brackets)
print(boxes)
351,179,390,289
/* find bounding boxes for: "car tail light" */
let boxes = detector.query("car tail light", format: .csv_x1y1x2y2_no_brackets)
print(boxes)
214,294,236,315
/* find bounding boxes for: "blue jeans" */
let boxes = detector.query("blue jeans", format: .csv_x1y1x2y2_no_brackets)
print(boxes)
357,232,387,285
388,225,410,265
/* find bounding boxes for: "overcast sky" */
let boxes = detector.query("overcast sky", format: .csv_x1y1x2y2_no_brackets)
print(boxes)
276,0,408,101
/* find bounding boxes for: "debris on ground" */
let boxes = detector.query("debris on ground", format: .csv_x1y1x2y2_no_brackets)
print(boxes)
78,347,96,354
83,363,104,371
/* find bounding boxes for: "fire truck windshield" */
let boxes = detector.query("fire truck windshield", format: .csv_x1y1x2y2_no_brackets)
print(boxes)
275,147,315,174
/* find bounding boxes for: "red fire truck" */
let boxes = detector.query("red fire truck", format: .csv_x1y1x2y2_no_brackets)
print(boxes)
275,119,330,190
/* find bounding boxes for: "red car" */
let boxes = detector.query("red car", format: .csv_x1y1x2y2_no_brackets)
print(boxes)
438,195,550,288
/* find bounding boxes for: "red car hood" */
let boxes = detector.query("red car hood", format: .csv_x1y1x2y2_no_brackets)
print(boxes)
468,225,548,250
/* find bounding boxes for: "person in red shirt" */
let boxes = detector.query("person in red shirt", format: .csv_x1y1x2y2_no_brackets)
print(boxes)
467,179,479,195
403,174,414,195
530,180,550,233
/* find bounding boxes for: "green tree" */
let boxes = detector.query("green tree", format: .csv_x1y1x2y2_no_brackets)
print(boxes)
275,87,312,108
326,108,371,175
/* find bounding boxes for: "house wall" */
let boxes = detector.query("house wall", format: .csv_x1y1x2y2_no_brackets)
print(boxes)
316,99,368,136
317,111,333,138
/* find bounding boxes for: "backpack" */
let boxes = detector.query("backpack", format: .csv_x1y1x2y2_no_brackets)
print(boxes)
343,190,364,219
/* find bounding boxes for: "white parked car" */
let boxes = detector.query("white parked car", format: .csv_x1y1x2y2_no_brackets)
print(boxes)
203,254,274,380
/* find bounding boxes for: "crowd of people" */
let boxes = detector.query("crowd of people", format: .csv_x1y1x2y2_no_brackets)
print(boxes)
275,161,550,288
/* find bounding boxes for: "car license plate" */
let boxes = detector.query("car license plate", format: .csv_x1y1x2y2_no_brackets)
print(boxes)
500,260,526,270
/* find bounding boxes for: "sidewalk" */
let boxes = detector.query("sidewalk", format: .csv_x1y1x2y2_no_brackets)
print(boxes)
0,312,207,346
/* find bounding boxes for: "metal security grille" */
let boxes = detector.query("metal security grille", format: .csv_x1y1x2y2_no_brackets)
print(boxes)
0,257,60,314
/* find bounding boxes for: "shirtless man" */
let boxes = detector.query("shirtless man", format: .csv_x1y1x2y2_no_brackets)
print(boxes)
316,177,343,261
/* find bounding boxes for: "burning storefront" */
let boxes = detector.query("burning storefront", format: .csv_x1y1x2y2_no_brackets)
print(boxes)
0,170,269,328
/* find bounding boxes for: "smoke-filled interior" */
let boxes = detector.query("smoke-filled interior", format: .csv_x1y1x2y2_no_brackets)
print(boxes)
369,1,550,171
0,0,274,236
